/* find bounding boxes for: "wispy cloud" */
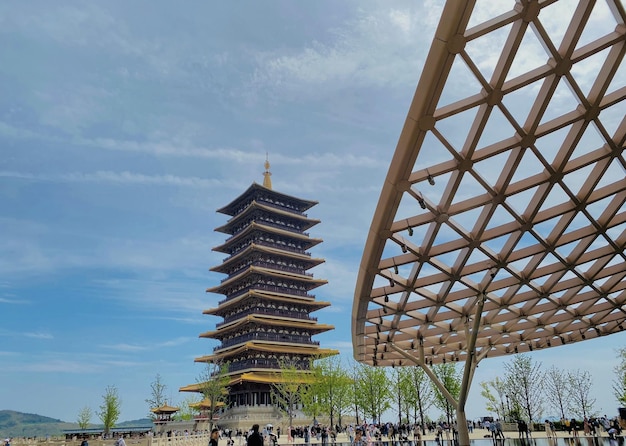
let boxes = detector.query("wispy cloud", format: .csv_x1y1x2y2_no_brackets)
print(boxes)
0,296,29,304
252,3,443,93
0,170,223,188
6,359,103,373
101,337,193,353
0,351,19,356
24,332,53,340
101,343,147,353
79,137,384,169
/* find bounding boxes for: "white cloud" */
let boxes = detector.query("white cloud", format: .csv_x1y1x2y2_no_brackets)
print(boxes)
252,3,442,95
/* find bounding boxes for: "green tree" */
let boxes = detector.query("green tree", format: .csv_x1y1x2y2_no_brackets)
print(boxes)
568,369,596,419
301,360,324,423
271,358,311,429
392,368,412,425
613,347,626,406
480,377,507,420
405,366,434,434
504,354,544,423
357,364,391,424
77,406,92,429
305,356,352,428
431,363,461,424
544,365,571,420
173,395,202,421
349,360,365,425
145,373,168,419
197,361,230,432
330,364,353,428
98,385,121,436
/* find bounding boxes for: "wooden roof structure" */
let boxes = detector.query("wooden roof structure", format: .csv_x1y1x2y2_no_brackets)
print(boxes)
352,2,624,444
354,0,625,367
150,404,180,414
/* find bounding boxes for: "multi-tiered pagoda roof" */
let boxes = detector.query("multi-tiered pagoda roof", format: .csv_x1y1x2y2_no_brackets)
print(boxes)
181,161,336,425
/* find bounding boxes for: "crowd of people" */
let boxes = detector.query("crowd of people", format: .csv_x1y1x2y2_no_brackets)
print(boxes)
206,416,626,446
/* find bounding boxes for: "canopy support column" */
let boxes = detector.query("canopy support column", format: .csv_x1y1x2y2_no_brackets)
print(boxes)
390,292,486,446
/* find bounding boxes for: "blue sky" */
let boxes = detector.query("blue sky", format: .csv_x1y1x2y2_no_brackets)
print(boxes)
1,0,625,424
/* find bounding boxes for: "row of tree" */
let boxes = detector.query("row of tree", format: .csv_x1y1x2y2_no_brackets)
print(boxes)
103,347,626,431
77,385,122,435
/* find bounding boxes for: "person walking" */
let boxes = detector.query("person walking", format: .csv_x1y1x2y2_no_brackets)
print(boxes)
495,420,505,440
247,425,264,446
413,424,422,446
210,429,220,446
571,419,579,438
321,427,328,446
544,420,554,439
354,429,367,446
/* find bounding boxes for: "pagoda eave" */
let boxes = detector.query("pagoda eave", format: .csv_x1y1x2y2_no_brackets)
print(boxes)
206,266,327,294
203,292,331,315
212,222,323,254
210,244,325,273
215,201,321,234
216,183,318,216
200,316,335,338
195,342,333,362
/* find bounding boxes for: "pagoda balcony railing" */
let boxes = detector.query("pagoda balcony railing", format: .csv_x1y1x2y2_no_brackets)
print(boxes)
222,241,312,261
219,285,314,305
226,219,310,241
223,221,310,243
228,358,310,373
214,332,320,351
221,261,314,283
216,309,317,328
257,200,309,218
253,220,310,237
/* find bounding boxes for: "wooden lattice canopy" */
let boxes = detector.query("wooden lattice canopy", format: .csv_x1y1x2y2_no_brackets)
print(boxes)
352,0,625,368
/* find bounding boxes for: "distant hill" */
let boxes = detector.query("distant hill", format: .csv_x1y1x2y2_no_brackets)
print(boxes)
0,410,152,438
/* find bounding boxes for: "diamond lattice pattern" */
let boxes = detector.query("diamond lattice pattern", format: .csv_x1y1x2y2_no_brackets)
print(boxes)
353,0,626,367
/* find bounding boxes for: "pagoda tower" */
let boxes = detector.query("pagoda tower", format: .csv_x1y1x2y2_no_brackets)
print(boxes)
182,159,336,428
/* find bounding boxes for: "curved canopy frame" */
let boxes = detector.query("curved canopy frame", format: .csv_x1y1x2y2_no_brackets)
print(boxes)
353,0,625,375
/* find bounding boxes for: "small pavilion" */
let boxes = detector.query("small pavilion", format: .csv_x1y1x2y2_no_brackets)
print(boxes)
151,404,180,433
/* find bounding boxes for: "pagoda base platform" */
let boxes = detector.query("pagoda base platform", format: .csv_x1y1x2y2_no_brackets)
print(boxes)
217,405,312,432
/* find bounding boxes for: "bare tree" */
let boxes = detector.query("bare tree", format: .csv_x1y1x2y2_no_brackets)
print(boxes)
145,373,168,419
98,385,121,437
568,369,596,419
544,366,571,420
77,406,92,429
613,347,626,406
504,354,544,424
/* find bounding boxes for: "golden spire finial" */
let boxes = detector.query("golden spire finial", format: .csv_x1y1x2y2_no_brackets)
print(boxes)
263,153,272,189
